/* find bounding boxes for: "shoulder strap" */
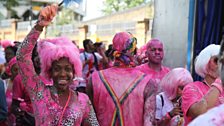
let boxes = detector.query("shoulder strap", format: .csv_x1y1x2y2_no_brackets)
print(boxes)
92,52,99,70
98,71,124,126
98,71,145,126
84,52,87,61
160,94,164,107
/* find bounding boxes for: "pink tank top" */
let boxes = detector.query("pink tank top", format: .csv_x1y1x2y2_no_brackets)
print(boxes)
92,67,151,126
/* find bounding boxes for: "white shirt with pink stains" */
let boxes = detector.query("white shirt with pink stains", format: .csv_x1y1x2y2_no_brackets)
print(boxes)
189,104,224,126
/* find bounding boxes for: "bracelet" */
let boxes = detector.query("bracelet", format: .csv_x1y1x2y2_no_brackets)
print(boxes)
211,82,223,93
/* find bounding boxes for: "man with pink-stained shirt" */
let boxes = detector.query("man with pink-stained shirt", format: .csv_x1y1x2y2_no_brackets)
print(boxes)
136,39,170,88
86,32,158,126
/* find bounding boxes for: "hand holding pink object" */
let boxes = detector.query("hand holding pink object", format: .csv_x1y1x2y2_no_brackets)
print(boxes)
38,4,58,26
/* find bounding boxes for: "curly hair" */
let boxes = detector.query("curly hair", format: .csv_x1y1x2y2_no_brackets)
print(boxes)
38,37,82,80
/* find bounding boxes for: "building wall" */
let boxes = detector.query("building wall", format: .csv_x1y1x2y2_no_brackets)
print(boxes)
82,4,153,48
83,4,153,24
0,20,16,41
0,3,153,50
152,0,190,68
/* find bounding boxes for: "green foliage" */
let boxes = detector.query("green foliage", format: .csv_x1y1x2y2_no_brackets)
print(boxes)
102,0,145,15
31,1,46,6
47,8,75,37
0,0,45,19
56,8,74,25
0,0,19,10
125,0,145,8
11,9,19,19
0,0,19,18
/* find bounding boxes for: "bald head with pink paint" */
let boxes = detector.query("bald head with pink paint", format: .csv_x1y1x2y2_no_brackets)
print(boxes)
136,38,169,81
146,39,164,64
146,39,164,65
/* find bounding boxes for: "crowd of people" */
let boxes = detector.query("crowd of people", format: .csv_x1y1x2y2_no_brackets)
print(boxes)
0,4,224,126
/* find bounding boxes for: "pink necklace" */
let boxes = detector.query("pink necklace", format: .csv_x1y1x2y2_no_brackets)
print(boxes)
57,90,71,126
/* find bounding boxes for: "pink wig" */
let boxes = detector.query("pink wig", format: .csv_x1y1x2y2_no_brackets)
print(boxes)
112,32,132,52
160,68,193,100
1,40,15,49
37,37,82,81
195,44,220,78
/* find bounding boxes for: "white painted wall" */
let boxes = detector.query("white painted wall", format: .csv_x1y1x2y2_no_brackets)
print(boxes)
152,0,190,68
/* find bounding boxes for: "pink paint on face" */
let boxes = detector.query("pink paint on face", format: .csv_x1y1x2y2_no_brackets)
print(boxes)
146,40,164,64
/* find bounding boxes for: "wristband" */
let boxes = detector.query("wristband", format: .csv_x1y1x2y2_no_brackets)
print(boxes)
211,82,223,93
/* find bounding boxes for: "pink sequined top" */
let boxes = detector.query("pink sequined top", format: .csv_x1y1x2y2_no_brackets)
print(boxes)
182,81,224,125
91,67,157,126
16,27,99,126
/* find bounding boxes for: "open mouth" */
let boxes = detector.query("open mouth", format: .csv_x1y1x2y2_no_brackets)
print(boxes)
154,56,162,60
58,80,69,85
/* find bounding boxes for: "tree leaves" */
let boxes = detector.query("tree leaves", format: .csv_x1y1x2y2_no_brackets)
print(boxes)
102,0,145,15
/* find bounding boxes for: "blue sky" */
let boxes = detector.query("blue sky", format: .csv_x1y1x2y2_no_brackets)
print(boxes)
83,0,104,21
